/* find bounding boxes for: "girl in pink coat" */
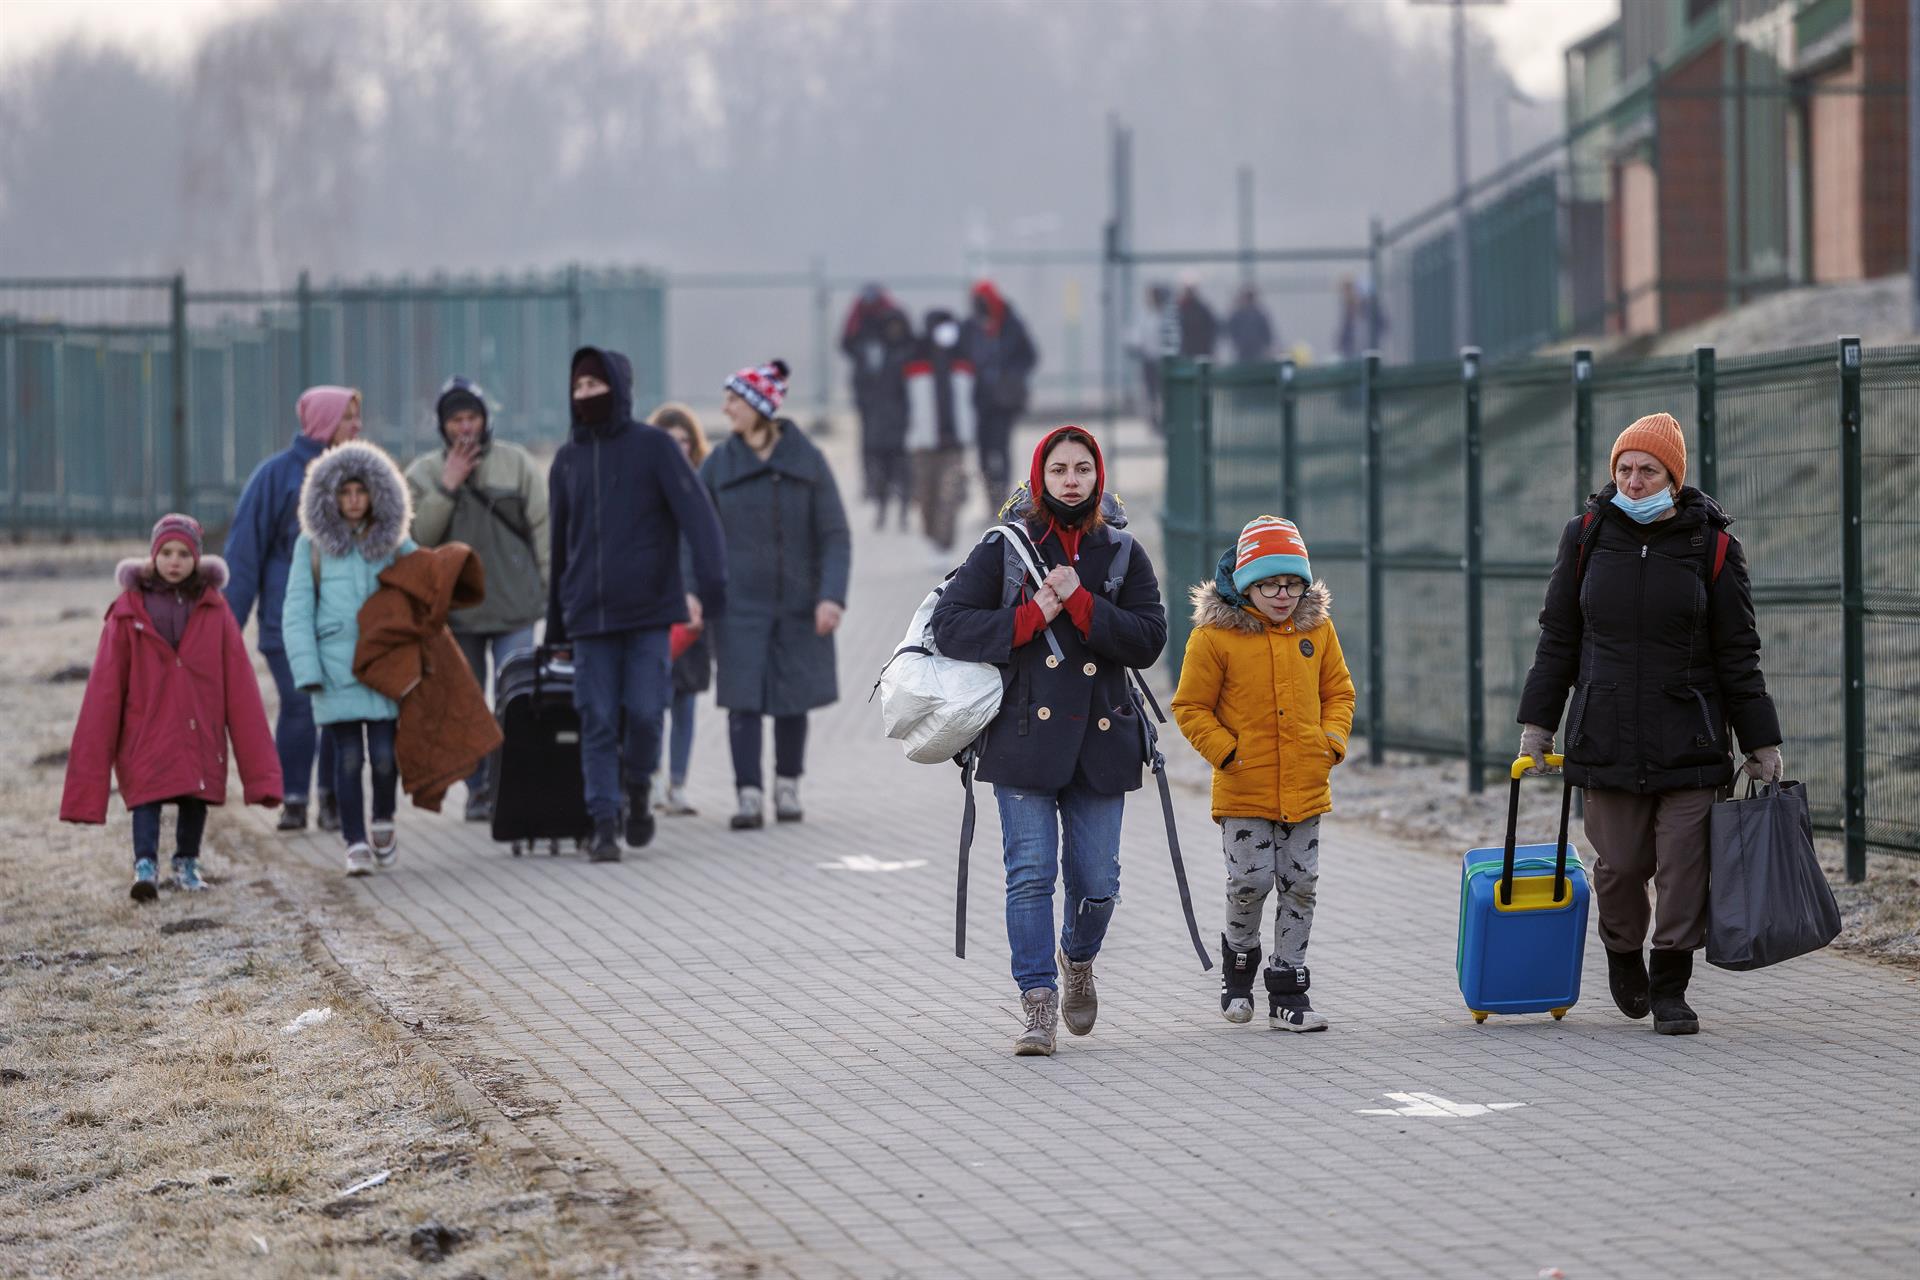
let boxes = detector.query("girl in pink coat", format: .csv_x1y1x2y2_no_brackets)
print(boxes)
61,514,283,900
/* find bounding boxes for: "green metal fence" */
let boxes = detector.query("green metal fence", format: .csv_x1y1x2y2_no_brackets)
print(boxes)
2,267,665,538
1162,339,1920,878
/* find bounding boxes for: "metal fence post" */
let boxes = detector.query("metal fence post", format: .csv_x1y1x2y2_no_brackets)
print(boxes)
170,273,188,511
1573,346,1594,509
812,256,832,431
1694,345,1718,498
1279,357,1299,516
1367,217,1385,351
1196,358,1216,557
1363,351,1385,765
297,269,313,390
566,264,583,355
1463,347,1486,793
1839,335,1866,883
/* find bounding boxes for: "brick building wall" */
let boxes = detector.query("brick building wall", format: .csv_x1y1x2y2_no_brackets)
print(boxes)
1655,39,1730,328
1858,0,1911,276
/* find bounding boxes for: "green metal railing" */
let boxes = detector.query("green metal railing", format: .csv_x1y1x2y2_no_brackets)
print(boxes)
2,267,665,537
1162,339,1920,878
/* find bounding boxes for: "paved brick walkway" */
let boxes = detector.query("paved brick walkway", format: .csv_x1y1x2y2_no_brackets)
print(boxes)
270,429,1920,1279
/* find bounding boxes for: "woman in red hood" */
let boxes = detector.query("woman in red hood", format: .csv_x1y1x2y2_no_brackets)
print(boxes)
960,280,1038,506
931,425,1167,1057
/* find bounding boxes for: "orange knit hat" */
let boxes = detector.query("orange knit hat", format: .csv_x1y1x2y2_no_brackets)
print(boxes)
1610,412,1687,488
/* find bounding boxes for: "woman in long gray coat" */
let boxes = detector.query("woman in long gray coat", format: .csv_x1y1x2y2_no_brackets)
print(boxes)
701,359,852,830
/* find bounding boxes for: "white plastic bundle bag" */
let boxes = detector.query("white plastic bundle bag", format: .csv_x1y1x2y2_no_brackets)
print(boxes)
875,584,1005,763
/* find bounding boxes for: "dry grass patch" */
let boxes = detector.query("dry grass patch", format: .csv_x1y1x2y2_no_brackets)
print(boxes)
1,570,752,1277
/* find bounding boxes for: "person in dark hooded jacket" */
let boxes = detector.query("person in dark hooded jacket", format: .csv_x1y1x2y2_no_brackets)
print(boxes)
548,347,728,862
960,281,1038,506
405,377,549,823
841,286,915,532
931,425,1167,1058
1519,413,1784,1037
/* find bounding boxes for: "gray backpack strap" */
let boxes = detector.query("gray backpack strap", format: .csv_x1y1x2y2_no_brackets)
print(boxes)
985,524,1065,664
1102,530,1134,600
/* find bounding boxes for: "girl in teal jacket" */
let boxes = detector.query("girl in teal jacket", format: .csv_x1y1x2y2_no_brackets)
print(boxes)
282,439,416,876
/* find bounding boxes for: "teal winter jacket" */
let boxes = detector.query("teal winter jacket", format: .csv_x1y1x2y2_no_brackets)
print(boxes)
280,440,417,726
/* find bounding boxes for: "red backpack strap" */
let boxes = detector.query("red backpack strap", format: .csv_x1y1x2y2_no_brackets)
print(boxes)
1710,530,1731,584
1573,511,1598,584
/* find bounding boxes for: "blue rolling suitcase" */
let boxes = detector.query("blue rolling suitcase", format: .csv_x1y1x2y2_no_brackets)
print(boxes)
1457,754,1590,1024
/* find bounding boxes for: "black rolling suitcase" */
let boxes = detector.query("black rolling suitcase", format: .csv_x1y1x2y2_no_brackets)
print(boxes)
491,647,591,856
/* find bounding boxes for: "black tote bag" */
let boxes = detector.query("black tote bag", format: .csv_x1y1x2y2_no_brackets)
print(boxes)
1706,780,1842,972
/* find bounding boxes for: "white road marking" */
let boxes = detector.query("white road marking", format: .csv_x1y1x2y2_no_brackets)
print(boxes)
817,854,929,873
1356,1092,1528,1118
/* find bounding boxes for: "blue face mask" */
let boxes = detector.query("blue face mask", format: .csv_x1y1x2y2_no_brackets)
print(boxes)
1611,487,1675,524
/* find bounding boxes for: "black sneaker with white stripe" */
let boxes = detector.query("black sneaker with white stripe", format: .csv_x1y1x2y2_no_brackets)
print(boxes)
1265,964,1329,1032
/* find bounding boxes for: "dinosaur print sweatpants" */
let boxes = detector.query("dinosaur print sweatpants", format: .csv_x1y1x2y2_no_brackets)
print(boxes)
1221,817,1321,967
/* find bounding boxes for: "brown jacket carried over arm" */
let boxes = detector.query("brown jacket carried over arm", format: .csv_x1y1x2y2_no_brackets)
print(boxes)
353,544,504,812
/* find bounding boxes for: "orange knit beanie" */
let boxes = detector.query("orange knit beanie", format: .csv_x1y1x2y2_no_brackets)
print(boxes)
1610,412,1687,488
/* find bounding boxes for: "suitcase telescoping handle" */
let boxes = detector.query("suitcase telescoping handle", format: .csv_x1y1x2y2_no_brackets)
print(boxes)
1503,754,1572,907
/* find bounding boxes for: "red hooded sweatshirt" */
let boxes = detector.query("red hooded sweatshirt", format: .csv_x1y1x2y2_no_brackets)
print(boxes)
1010,425,1104,649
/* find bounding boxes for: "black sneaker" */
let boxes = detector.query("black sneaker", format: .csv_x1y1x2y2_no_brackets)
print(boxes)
316,792,341,833
275,802,308,832
625,799,656,849
588,819,623,863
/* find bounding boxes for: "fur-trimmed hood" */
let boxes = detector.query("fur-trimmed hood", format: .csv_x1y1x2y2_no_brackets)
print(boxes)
1189,578,1331,635
115,555,229,594
298,439,413,560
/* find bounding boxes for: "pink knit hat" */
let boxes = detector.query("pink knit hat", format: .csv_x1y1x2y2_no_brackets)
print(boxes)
723,359,790,420
149,513,203,563
297,385,360,443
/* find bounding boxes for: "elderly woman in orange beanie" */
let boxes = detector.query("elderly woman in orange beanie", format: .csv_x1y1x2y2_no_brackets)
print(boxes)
1517,412,1783,1037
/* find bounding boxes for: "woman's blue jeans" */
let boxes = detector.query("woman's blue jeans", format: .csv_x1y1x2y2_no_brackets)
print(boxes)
994,781,1124,993
331,719,398,847
668,689,698,786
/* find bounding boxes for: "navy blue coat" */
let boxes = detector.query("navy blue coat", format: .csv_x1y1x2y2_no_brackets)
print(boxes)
931,514,1167,794
701,422,852,717
546,346,727,644
224,431,327,653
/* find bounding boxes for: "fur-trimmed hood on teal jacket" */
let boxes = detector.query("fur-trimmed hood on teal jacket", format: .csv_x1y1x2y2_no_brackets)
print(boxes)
280,440,418,725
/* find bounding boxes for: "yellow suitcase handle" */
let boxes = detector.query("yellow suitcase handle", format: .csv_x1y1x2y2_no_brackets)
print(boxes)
1509,753,1565,780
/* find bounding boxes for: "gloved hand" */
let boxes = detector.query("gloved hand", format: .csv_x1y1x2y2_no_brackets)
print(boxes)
1519,724,1557,776
1743,744,1784,783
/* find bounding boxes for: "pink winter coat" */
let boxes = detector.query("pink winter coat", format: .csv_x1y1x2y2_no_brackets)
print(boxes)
60,557,284,823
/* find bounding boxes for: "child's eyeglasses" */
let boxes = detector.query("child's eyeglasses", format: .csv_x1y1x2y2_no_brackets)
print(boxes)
1253,580,1307,599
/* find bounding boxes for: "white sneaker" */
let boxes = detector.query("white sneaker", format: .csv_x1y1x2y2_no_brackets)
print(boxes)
774,777,803,823
661,784,697,816
344,843,375,877
370,820,397,868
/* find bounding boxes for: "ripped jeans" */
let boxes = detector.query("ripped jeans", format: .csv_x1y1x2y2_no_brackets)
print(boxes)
995,781,1123,993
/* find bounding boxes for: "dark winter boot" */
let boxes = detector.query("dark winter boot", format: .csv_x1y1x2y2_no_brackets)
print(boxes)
625,791,656,849
1220,935,1261,1024
1605,947,1651,1020
588,817,623,863
316,791,341,833
1265,964,1329,1033
275,802,308,832
1648,949,1699,1035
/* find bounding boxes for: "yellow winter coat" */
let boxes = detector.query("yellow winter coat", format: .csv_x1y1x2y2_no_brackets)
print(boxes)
1171,580,1357,824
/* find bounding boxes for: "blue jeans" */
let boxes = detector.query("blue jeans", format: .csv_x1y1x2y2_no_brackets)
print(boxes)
263,647,336,805
131,798,208,865
572,628,671,823
995,781,1125,993
668,689,698,786
331,720,398,847
454,626,535,797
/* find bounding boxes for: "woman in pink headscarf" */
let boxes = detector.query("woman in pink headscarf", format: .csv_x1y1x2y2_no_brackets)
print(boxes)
223,386,363,833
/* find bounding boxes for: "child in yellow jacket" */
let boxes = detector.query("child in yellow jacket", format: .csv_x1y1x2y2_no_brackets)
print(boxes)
1172,516,1356,1030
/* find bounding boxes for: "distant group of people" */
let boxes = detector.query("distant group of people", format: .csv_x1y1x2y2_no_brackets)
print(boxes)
62,342,854,890
841,280,1036,557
